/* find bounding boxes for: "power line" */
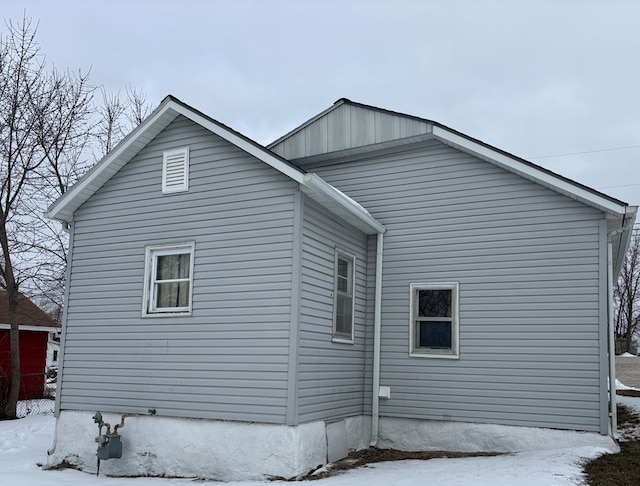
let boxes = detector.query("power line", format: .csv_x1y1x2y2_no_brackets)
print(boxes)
529,144,640,160
596,183,640,189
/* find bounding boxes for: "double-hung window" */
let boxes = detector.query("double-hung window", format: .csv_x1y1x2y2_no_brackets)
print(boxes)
410,282,459,358
333,250,355,343
143,243,195,316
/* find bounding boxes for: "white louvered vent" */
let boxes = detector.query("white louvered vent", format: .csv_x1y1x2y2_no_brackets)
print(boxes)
162,147,189,194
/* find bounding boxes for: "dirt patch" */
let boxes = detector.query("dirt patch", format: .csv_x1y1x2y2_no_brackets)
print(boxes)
617,389,640,397
296,448,502,481
583,404,640,486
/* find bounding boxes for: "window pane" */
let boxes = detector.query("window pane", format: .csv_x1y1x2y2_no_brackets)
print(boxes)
418,320,452,349
157,253,190,280
418,289,451,317
337,275,348,293
337,257,351,293
336,294,353,335
337,258,349,278
156,281,190,308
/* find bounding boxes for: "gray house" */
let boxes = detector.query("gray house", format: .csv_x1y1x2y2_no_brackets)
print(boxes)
45,96,636,480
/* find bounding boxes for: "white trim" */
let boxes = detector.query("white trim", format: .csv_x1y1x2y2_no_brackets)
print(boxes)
0,324,60,332
432,126,629,216
45,97,385,239
370,231,384,447
409,282,460,359
142,242,195,316
302,173,386,235
332,249,355,343
169,103,306,184
162,146,189,193
46,97,306,223
46,100,176,222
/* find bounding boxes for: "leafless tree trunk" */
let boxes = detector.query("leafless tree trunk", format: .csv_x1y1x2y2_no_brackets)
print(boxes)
0,16,151,418
614,225,640,354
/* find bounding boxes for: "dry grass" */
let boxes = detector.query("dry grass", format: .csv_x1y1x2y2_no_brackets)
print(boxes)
583,402,640,486
302,400,640,484
297,448,501,481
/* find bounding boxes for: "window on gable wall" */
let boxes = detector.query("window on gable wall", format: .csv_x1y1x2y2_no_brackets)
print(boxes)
162,147,190,193
410,282,459,358
333,250,355,343
143,243,195,316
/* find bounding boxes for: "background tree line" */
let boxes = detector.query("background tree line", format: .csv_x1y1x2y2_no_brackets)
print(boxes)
615,224,640,354
0,16,150,418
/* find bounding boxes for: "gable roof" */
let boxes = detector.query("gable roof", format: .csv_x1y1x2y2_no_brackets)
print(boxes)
0,291,60,331
269,98,637,276
269,98,635,219
45,96,384,235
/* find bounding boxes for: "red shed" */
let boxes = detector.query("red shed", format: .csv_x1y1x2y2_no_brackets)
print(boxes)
0,292,61,400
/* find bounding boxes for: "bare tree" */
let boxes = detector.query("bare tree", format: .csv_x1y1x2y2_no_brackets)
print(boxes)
0,16,95,418
614,225,640,353
0,16,150,418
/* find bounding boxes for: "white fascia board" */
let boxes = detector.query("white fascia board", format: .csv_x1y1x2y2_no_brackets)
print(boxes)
45,100,179,223
432,126,629,217
46,98,306,223
0,324,60,332
302,173,386,235
612,206,638,278
171,104,305,184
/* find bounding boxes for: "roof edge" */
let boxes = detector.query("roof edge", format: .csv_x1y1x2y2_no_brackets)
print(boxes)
46,96,308,223
270,97,632,217
431,125,630,216
302,173,386,235
46,95,179,222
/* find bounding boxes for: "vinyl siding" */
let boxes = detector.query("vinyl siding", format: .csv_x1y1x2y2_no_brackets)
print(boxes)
62,116,298,423
295,140,606,432
297,197,368,423
271,103,431,159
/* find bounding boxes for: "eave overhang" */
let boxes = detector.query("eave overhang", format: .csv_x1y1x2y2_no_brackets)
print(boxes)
45,96,306,223
301,174,386,235
45,96,384,237
0,324,60,332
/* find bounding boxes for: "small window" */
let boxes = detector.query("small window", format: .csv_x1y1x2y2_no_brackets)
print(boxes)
162,147,189,193
333,251,355,343
410,282,459,358
143,243,195,316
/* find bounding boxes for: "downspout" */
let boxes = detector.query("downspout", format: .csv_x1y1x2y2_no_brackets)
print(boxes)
607,237,617,437
606,214,633,438
370,231,383,446
47,220,73,457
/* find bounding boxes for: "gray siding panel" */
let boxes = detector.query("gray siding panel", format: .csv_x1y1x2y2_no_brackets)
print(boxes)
297,142,605,432
62,116,298,423
297,197,369,423
271,103,431,159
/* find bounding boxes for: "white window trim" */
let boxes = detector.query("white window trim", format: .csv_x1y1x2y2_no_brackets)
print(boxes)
409,282,459,359
162,147,190,194
332,249,356,344
142,242,195,317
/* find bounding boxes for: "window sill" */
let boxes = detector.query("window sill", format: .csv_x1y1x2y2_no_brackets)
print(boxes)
142,311,192,318
332,337,355,345
409,351,459,359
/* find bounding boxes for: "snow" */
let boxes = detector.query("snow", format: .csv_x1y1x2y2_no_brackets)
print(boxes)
4,401,638,486
378,417,617,453
620,352,637,357
616,379,640,391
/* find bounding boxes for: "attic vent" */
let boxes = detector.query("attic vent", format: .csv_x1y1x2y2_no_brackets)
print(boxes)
162,147,189,194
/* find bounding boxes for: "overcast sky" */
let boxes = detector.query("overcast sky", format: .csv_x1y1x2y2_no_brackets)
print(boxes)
5,0,640,207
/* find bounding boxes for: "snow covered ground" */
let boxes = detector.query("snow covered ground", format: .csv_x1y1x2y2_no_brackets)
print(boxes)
2,393,638,486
